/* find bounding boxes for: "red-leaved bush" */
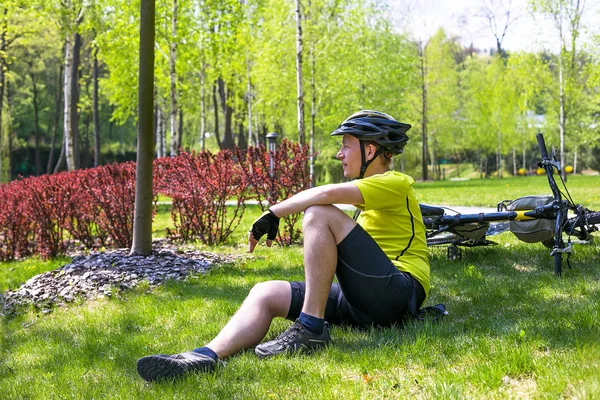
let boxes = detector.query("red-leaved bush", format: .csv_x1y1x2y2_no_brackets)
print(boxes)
237,140,311,246
20,173,74,258
78,162,138,248
155,150,248,245
0,162,139,260
65,170,109,249
0,142,311,260
0,182,35,260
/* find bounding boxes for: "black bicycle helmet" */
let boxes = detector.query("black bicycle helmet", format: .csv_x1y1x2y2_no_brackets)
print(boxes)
330,110,411,178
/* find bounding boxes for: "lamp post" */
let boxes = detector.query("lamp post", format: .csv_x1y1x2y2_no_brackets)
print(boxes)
266,132,278,177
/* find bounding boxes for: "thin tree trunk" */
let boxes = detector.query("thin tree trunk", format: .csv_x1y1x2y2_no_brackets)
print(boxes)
245,49,253,147
237,121,247,149
83,112,91,168
53,141,66,173
159,107,165,157
573,150,577,174
200,66,206,150
294,0,305,145
47,64,63,174
93,43,101,167
131,0,155,256
212,82,222,149
30,70,42,176
429,140,435,180
63,33,73,170
0,7,9,182
558,32,566,182
178,108,184,151
217,77,234,149
419,42,428,181
522,139,526,171
309,42,316,187
64,32,81,171
511,147,516,176
169,0,179,156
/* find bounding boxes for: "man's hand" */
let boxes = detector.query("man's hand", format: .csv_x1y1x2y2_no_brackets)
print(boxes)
248,210,280,253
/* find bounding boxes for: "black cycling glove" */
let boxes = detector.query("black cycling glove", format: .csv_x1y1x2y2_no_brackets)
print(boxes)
250,210,280,242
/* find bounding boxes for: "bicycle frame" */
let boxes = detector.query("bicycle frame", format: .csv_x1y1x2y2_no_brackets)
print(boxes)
422,133,597,276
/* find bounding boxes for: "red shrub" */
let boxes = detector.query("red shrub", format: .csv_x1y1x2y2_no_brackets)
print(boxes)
155,150,248,245
79,162,137,248
20,173,75,258
0,182,35,260
237,140,311,246
65,170,109,249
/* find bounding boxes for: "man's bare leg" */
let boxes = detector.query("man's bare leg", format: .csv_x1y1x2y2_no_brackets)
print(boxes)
300,205,356,318
205,280,291,358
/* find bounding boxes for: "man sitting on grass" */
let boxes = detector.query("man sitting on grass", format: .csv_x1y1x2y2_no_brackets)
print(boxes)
137,110,430,382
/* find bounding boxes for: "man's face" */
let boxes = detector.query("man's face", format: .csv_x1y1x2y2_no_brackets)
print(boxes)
336,134,362,179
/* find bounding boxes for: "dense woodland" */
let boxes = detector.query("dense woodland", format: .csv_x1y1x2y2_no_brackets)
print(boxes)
0,0,599,184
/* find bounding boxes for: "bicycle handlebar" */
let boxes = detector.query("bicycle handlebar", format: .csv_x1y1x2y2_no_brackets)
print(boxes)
536,133,549,159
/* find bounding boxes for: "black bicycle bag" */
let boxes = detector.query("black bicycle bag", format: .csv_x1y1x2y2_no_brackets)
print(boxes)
507,195,555,243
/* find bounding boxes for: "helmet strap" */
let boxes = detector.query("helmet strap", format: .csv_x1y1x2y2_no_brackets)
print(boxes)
358,142,384,179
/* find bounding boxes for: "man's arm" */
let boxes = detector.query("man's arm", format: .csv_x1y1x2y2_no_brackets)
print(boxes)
247,182,364,253
269,182,364,218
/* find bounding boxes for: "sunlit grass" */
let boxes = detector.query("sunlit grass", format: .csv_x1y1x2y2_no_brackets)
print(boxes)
1,178,599,398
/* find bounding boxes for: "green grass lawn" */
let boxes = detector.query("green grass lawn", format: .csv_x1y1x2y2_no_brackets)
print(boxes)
415,174,600,210
1,177,599,399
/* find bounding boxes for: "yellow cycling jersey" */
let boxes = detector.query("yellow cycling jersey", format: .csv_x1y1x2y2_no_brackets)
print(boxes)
353,171,430,299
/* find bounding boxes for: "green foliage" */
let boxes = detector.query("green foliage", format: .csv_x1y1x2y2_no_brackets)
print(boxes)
1,0,599,181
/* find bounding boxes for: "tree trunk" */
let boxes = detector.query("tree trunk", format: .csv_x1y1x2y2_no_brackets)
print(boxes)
0,7,9,182
83,113,91,168
522,140,526,171
131,0,155,256
157,106,165,158
64,32,81,171
53,141,66,173
217,77,234,150
245,49,253,148
419,42,428,181
47,64,63,174
309,41,316,187
93,43,101,167
30,70,42,176
169,0,179,157
512,147,516,176
294,0,305,145
237,121,247,149
496,129,503,178
200,66,206,150
212,82,222,149
178,108,184,151
558,34,567,182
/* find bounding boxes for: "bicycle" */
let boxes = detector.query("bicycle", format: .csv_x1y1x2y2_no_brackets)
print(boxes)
420,133,600,276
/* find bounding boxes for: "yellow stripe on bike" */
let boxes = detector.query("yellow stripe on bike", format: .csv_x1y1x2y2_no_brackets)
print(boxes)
514,210,536,221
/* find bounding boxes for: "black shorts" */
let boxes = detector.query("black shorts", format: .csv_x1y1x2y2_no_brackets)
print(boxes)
287,224,426,328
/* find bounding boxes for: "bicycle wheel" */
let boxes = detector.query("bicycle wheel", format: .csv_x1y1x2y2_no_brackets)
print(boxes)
554,252,562,276
587,211,600,225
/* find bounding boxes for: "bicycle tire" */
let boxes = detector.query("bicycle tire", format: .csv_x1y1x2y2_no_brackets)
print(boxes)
554,252,562,276
587,211,600,225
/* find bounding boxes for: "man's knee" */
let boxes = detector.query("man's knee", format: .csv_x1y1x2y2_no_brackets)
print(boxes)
303,205,341,228
303,205,356,243
247,280,291,317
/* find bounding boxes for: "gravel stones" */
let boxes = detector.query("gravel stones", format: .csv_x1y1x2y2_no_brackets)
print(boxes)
1,240,241,314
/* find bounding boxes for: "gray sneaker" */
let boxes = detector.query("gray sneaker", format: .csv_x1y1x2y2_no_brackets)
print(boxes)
136,351,216,382
255,319,331,358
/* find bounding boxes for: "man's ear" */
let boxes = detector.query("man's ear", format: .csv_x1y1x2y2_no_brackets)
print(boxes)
367,144,376,160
